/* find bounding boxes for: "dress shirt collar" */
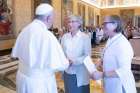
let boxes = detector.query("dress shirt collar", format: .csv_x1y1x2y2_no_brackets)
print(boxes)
106,33,122,47
34,19,49,30
70,30,81,38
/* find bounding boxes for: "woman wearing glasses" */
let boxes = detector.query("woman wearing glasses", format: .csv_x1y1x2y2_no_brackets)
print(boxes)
101,15,136,93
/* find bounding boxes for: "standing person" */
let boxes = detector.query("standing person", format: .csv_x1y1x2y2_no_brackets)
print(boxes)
58,28,64,43
12,3,69,93
91,27,96,47
61,15,91,93
96,26,104,45
102,15,137,93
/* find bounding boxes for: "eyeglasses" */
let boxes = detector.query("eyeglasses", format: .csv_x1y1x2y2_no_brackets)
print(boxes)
102,22,115,26
68,20,79,23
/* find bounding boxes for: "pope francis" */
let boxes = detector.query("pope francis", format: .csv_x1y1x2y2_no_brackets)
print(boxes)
12,3,69,93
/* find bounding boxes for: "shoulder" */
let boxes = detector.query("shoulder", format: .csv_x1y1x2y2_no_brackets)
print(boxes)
64,32,70,36
118,34,130,46
62,32,70,39
80,32,90,39
116,34,133,53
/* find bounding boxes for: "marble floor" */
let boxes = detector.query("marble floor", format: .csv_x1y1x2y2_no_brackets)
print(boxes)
0,43,139,93
0,85,15,93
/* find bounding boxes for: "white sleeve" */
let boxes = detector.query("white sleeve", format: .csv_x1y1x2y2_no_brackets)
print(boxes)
83,56,97,74
47,32,69,72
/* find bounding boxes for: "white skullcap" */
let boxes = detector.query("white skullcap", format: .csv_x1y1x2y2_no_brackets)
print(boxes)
35,3,53,15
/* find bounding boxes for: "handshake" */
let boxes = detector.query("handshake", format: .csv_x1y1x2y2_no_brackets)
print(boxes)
84,56,103,80
91,59,103,80
91,71,103,80
84,56,116,80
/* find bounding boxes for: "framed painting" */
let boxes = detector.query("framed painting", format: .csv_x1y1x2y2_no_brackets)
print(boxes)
0,0,14,40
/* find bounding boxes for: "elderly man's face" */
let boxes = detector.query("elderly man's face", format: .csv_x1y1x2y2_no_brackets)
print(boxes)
68,19,80,32
102,16,117,37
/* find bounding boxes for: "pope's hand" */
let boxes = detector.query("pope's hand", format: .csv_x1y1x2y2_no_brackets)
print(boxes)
95,59,103,71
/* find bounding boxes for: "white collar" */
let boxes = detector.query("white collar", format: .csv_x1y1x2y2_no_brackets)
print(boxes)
109,33,121,42
70,30,81,37
34,19,49,30
106,33,122,47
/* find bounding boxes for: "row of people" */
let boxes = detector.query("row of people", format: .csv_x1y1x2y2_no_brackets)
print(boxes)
124,22,140,39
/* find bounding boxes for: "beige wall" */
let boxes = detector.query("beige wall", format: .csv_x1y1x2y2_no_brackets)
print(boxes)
101,7,140,22
73,0,78,15
100,8,120,23
52,0,62,29
13,0,33,36
0,39,15,51
78,1,101,26
94,7,101,25
101,7,140,16
0,0,33,50
12,0,63,33
135,8,140,15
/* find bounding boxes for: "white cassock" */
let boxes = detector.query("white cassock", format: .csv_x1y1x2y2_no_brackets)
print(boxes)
12,19,69,93
103,33,137,93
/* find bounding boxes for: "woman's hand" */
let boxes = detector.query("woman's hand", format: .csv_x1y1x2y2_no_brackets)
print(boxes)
91,71,103,80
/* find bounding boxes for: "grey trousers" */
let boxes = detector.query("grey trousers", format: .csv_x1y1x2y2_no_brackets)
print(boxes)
64,72,90,93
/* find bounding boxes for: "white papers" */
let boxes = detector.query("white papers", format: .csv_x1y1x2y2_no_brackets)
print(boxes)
83,56,97,74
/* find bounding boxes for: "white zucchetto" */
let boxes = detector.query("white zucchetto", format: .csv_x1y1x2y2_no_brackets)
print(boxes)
35,3,53,15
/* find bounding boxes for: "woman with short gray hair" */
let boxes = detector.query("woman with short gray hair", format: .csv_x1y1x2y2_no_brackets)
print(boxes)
61,15,91,93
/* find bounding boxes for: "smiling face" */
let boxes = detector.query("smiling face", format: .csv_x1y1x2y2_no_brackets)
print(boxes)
102,16,117,37
67,15,82,33
68,19,80,32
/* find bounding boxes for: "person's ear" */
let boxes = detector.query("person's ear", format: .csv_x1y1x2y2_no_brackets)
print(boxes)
108,23,117,31
46,15,50,23
113,23,118,32
114,22,118,29
78,22,81,28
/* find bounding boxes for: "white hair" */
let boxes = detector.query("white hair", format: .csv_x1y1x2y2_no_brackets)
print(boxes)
68,15,83,25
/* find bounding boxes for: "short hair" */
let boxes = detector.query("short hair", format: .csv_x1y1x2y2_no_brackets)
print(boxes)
68,15,83,26
109,15,123,33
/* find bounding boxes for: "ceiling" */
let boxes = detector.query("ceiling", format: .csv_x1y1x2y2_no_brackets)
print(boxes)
80,0,140,8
